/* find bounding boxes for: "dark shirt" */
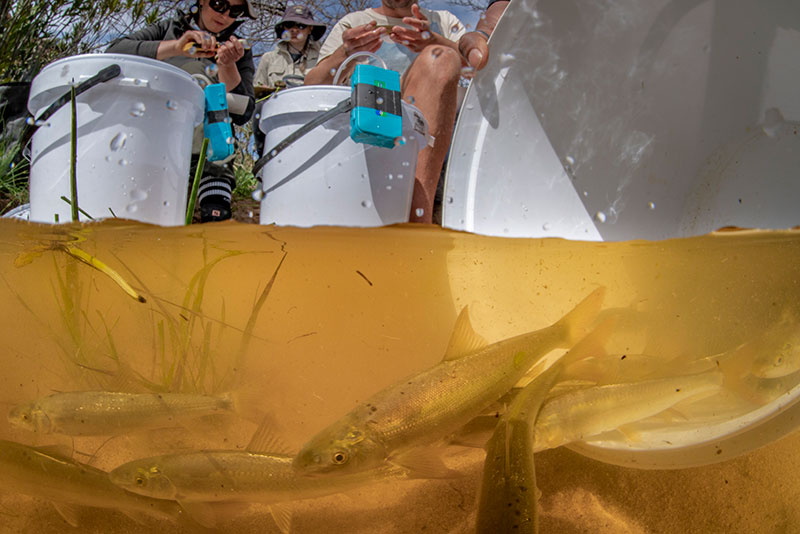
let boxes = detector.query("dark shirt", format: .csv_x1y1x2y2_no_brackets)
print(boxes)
106,11,254,124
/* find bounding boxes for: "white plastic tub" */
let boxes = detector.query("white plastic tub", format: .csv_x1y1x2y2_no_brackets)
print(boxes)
27,54,204,226
445,0,800,468
256,86,429,227
444,0,800,241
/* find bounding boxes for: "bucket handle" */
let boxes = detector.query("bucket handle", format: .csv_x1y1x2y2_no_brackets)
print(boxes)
14,64,122,164
251,97,353,178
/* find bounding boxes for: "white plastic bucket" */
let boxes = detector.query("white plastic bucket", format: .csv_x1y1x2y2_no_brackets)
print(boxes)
256,86,429,227
444,0,800,241
445,0,800,468
27,54,205,225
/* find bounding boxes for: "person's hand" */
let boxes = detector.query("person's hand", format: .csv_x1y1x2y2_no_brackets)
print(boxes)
176,30,217,58
458,31,490,70
391,4,438,52
342,20,386,56
217,36,245,66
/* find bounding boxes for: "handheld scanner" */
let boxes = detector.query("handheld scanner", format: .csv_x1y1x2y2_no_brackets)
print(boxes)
350,64,403,149
203,83,235,161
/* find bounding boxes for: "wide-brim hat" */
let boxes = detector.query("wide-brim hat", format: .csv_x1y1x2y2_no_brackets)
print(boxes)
275,5,327,41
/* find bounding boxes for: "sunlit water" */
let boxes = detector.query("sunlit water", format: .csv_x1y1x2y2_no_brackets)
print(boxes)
1,219,800,533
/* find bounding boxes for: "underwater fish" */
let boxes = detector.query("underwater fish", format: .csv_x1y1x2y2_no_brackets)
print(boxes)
748,321,800,379
109,423,406,533
532,371,723,451
293,287,605,477
475,360,563,534
8,390,235,436
0,439,182,527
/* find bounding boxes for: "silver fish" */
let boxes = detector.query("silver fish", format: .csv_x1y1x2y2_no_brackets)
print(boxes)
0,439,181,527
533,371,723,451
8,390,235,436
293,288,605,477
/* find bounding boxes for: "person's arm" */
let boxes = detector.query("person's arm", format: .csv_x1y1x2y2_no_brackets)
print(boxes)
305,20,386,86
106,20,217,60
458,0,509,70
228,46,256,124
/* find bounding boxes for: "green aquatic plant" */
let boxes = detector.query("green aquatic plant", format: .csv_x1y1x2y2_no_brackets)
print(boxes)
186,138,208,225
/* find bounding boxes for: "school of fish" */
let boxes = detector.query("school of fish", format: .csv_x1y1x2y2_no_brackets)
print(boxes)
4,288,799,533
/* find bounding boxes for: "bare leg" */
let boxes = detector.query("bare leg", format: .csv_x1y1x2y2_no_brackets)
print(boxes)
401,45,461,224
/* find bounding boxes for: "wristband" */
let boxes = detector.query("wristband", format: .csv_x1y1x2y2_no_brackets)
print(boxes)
474,29,491,40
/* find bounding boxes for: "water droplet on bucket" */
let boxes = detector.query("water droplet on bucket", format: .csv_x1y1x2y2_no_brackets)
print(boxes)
251,189,264,201
25,117,35,125
130,189,148,201
248,210,254,218
163,201,170,207
402,161,410,167
125,203,139,213
565,155,576,165
386,185,392,190
109,132,127,151
542,222,551,231
60,65,69,77
388,173,394,180
397,174,404,180
205,63,219,77
226,136,233,145
166,100,178,111
129,102,146,117
595,211,607,223
762,108,784,138
361,200,373,208
254,113,261,120
270,149,277,157
648,201,656,210
394,136,407,147
447,196,454,204
415,208,424,217
118,159,130,166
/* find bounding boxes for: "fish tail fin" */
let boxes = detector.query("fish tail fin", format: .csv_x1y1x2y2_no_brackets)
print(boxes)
555,286,607,347
228,386,268,424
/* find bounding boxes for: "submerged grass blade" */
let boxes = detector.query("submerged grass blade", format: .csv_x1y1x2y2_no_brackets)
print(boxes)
61,245,146,303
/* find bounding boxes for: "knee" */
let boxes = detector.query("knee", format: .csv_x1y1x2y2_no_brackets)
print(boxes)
412,45,462,86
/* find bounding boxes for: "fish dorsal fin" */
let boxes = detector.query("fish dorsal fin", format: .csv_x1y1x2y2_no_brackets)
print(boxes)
443,307,488,361
35,443,74,459
52,502,81,527
246,416,293,455
269,503,294,534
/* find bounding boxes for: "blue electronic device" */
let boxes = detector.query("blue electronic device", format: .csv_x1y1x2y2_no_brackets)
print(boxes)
350,64,403,148
203,83,234,161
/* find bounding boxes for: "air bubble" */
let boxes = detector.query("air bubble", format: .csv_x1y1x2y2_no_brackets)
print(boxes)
386,185,392,190
166,100,178,111
129,102,146,117
330,68,337,76
281,30,291,41
415,208,424,217
595,211,607,223
163,201,170,207
421,31,431,40
393,136,406,147
204,64,219,77
190,5,198,13
565,155,575,165
252,189,264,201
402,161,410,167
226,136,233,145
248,210,254,218
361,200,373,208
388,173,394,180
110,132,127,151
397,174,404,180
254,113,261,120
25,117,35,125
376,97,384,105
447,196,454,204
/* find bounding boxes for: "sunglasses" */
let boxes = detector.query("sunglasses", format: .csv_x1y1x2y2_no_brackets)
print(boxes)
283,22,309,30
208,0,247,18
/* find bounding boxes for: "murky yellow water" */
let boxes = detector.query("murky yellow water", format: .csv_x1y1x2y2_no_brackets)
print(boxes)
1,219,799,533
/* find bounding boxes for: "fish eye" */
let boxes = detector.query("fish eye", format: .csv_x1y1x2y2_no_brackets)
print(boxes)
135,476,146,486
21,414,29,421
332,451,348,465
